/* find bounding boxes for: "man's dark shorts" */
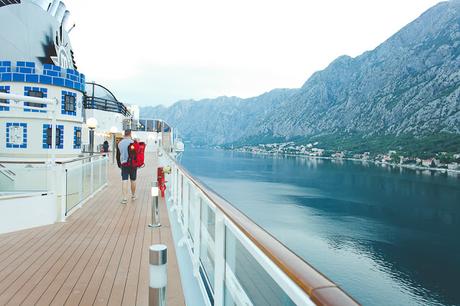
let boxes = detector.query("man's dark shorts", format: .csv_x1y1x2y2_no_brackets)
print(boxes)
121,166,137,181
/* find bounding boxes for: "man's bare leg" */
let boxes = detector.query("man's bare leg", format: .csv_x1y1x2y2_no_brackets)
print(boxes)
121,180,128,204
131,180,137,200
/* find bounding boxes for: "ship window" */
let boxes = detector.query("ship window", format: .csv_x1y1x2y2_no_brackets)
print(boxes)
146,120,154,132
75,129,81,146
27,90,46,108
0,89,6,104
139,119,146,131
46,127,62,147
155,121,162,132
64,95,76,112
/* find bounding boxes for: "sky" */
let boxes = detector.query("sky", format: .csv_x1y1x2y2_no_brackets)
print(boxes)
64,0,442,107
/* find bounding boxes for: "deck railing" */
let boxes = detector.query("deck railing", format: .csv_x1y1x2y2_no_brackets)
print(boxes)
161,151,359,306
60,155,109,215
0,154,108,218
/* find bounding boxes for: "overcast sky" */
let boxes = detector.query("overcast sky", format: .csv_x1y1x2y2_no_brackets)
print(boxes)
65,0,441,107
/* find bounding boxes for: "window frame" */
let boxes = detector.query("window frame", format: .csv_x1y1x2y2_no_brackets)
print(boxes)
64,94,76,113
26,90,46,108
46,127,62,147
0,88,6,104
75,129,82,147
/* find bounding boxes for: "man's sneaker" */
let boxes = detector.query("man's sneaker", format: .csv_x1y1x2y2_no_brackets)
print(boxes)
121,198,128,204
131,195,137,201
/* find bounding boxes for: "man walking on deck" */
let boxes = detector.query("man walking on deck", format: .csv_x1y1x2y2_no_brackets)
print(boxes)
116,129,137,204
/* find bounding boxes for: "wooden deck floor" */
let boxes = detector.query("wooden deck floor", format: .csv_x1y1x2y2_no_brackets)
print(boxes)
0,155,185,306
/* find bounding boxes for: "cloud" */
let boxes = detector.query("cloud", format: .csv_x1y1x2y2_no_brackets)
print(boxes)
64,0,441,106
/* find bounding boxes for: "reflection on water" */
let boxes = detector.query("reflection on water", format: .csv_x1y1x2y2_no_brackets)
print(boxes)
181,149,460,306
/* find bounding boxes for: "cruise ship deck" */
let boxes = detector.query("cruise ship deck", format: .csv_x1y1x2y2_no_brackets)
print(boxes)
0,154,185,306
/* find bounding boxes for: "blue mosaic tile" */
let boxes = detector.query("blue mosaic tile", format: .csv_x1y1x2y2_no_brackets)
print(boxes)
53,77,65,86
1,73,12,81
13,73,25,82
26,74,39,82
39,75,52,84
65,79,74,88
17,67,34,74
45,70,59,77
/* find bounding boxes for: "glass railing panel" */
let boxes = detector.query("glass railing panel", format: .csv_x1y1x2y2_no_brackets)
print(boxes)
188,182,199,242
93,159,101,190
224,227,296,306
179,175,185,225
82,162,92,199
102,159,107,186
200,198,216,290
0,163,49,192
65,165,83,213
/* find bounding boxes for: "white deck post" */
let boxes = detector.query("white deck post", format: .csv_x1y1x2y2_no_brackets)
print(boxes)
192,192,201,277
60,165,67,221
149,244,168,306
213,211,226,305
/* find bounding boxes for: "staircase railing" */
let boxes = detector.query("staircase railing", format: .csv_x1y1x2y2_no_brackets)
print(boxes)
0,163,15,182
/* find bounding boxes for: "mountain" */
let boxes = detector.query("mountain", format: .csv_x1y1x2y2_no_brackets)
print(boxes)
142,89,297,145
141,1,460,153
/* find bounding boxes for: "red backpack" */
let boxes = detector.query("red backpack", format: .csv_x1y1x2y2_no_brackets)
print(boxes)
127,141,146,168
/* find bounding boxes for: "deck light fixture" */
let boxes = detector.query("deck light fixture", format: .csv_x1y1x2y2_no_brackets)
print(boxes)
110,126,118,163
87,117,98,154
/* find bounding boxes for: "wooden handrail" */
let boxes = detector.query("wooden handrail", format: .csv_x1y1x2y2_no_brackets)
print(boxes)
169,155,360,306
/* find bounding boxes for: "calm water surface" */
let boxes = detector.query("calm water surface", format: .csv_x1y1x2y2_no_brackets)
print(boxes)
181,148,460,306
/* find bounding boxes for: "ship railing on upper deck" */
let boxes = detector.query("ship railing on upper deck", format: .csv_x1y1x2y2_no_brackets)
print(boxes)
0,154,108,233
56,154,109,216
83,95,131,117
161,150,359,306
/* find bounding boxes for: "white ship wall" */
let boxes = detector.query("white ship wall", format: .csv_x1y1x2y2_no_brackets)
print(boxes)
0,193,57,234
0,79,84,158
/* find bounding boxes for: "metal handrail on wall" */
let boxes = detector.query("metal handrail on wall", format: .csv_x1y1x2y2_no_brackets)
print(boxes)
162,151,359,306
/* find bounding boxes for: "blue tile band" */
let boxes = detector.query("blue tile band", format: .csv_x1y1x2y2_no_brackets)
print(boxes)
0,61,85,93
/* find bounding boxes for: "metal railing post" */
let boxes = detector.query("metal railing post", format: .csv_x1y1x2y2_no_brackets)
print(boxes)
149,244,167,306
214,211,226,305
192,192,201,277
90,159,94,195
149,182,161,228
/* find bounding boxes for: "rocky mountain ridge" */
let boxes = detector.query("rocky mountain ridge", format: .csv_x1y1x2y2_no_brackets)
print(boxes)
141,1,460,150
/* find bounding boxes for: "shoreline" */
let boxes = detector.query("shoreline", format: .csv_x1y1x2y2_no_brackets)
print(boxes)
230,149,460,175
